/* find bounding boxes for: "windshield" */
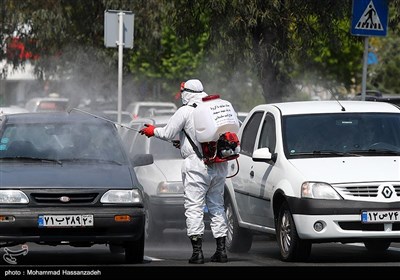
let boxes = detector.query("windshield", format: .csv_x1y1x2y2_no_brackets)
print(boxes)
283,113,400,158
0,122,127,164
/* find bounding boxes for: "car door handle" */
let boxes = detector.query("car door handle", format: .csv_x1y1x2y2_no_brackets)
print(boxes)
250,170,254,178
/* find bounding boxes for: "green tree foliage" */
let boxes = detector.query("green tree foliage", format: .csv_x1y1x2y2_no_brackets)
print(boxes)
127,22,209,100
368,36,400,94
168,0,369,102
1,0,180,103
292,18,363,98
367,1,400,94
1,0,400,105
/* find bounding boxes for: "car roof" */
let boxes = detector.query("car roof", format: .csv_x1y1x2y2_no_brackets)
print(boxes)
2,111,112,125
102,110,131,115
127,101,176,106
125,101,177,113
26,97,69,102
128,115,172,126
0,106,29,115
253,100,400,116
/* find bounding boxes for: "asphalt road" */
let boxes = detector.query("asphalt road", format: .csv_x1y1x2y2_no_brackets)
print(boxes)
1,230,400,278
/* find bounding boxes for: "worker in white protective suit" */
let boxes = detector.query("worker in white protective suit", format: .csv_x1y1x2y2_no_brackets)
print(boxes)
139,79,229,264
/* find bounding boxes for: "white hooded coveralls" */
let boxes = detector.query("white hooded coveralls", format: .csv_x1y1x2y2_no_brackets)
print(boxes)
153,86,228,238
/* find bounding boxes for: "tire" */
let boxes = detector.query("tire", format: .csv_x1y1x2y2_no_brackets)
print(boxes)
225,196,253,253
145,208,164,241
276,201,311,262
124,229,145,264
364,240,391,252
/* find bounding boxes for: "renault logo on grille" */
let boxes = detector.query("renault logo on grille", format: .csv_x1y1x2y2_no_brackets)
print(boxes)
382,186,393,198
59,196,71,203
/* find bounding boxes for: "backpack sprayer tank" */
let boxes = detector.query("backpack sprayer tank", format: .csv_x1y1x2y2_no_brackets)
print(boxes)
193,95,240,164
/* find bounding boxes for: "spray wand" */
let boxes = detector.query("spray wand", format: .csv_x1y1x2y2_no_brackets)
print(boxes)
68,108,178,145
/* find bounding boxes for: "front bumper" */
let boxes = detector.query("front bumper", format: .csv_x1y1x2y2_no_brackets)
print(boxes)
288,197,400,241
0,207,145,244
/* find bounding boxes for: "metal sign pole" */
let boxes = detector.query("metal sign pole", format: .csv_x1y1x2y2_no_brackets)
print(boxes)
351,0,388,101
117,12,124,124
104,10,133,120
361,36,369,101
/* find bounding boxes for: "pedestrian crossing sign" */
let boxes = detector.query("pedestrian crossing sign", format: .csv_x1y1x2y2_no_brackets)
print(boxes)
351,0,388,37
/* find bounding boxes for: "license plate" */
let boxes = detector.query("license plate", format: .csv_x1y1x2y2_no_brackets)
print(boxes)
361,210,400,223
38,214,94,227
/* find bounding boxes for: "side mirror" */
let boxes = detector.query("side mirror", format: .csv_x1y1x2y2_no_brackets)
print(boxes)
252,148,277,163
131,154,154,167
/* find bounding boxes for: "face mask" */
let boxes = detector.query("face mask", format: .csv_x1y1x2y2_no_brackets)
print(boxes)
180,82,188,105
181,92,189,105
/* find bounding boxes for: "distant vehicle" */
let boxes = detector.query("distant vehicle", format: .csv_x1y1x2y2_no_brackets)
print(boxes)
237,112,248,126
120,116,185,240
353,93,400,107
125,101,177,119
225,100,400,262
147,108,177,117
373,95,400,107
0,112,153,263
25,97,70,112
0,106,29,116
355,90,383,98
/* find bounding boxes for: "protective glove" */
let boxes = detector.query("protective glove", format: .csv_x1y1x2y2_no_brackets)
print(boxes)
139,124,155,138
172,140,181,149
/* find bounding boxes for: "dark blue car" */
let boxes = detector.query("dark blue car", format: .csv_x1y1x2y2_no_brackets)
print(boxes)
0,112,153,263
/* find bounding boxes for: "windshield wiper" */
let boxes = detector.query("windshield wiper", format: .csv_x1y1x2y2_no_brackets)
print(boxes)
292,150,362,157
0,156,63,165
364,149,400,155
58,158,122,165
313,150,362,157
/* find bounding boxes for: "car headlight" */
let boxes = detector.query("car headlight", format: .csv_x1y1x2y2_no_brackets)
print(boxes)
0,190,29,204
157,181,184,195
100,190,142,204
301,182,342,200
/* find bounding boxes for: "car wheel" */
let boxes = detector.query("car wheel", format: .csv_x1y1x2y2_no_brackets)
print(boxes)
276,201,311,262
124,230,145,264
364,240,391,252
145,208,164,241
225,196,253,253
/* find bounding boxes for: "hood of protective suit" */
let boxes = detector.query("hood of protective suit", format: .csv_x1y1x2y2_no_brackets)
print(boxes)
182,91,208,106
181,79,208,106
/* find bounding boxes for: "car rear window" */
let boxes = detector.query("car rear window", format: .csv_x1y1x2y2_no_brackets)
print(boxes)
37,101,69,112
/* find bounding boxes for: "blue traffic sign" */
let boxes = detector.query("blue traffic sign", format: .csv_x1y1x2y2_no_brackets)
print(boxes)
368,52,378,65
351,0,389,36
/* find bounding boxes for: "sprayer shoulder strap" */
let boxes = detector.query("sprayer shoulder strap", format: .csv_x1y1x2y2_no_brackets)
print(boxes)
181,103,202,159
182,129,203,160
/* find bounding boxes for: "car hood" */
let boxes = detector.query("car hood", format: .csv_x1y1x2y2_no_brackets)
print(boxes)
0,164,133,188
153,159,183,181
290,156,400,183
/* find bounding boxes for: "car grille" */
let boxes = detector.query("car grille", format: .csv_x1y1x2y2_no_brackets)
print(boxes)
29,192,99,205
335,184,400,198
337,186,379,197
